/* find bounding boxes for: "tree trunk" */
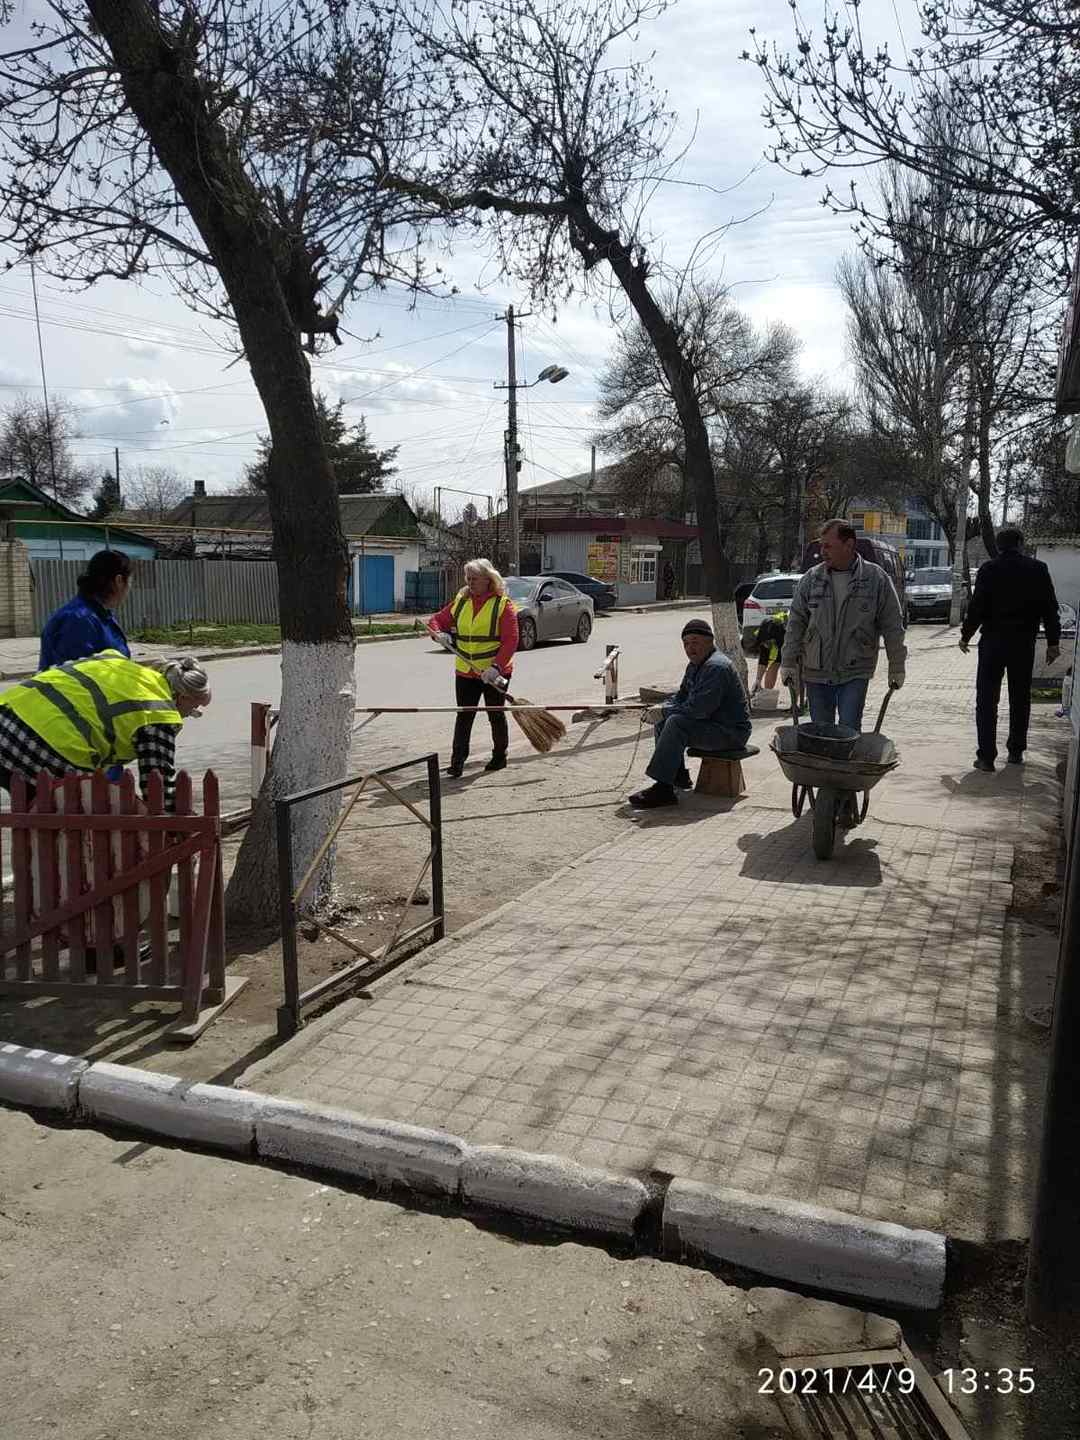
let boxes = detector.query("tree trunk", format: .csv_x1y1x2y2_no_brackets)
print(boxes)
976,399,998,558
89,0,355,926
573,219,746,684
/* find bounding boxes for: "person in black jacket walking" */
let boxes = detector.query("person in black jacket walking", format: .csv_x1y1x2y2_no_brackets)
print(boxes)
959,528,1061,771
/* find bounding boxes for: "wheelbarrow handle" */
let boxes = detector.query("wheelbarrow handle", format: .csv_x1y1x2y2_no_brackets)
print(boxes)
787,683,800,729
873,686,895,735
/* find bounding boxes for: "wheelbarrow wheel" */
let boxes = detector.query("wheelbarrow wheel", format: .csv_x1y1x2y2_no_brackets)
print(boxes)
812,787,838,859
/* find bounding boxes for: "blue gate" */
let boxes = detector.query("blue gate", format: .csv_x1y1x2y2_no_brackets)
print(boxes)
350,554,395,614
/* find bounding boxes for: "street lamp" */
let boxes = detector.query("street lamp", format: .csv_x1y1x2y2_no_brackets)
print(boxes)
495,305,571,574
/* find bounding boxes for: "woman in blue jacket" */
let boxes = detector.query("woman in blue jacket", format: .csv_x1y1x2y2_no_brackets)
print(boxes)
39,549,133,670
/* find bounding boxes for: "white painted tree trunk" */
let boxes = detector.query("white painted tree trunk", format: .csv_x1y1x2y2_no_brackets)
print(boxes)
711,599,749,692
226,639,355,924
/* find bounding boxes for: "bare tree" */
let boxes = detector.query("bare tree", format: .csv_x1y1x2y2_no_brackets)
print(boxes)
384,0,771,674
0,393,93,505
749,3,1078,271
0,1,437,920
593,282,795,525
117,464,189,523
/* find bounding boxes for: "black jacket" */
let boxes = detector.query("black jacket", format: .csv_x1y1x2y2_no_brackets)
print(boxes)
961,550,1060,645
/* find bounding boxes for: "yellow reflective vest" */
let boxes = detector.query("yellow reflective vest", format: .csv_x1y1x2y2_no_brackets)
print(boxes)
450,588,513,676
0,650,182,771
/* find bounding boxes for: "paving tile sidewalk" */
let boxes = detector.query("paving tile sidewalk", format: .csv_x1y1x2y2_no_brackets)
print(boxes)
252,631,1068,1244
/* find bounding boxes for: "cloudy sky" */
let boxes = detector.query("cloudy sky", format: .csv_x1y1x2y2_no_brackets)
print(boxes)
0,0,913,519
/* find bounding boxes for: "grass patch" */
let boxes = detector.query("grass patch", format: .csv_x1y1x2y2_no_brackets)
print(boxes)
132,618,420,648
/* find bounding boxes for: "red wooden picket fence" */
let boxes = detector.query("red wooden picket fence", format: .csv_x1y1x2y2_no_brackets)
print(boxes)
0,769,227,1032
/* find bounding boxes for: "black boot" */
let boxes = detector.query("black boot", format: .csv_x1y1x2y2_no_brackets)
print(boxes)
484,753,507,773
628,782,678,810
446,759,465,778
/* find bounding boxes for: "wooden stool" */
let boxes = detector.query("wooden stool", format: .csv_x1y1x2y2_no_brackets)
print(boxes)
686,745,760,797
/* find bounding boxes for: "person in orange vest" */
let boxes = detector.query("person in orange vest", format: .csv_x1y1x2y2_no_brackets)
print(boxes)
428,558,519,778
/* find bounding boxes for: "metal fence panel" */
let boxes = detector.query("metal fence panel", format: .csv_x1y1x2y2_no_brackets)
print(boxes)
31,558,280,632
205,561,279,624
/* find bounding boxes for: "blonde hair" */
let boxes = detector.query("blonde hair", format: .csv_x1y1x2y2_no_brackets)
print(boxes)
153,655,211,701
463,558,505,595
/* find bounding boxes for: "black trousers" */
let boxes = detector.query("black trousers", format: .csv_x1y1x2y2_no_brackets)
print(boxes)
452,673,508,765
976,630,1037,761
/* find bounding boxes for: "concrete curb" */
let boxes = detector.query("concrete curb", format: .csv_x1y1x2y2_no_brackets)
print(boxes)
78,1061,261,1154
255,1096,465,1198
612,598,708,615
462,1145,649,1237
0,1045,947,1310
0,1042,88,1115
663,1179,945,1311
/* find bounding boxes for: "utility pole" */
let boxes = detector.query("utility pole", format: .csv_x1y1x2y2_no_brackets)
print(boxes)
29,256,59,498
504,304,520,576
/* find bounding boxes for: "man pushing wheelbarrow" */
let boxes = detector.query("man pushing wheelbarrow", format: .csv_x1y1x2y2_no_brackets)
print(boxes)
779,519,906,834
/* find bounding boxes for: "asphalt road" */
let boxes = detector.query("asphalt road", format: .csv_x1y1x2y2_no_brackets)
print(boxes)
170,609,712,810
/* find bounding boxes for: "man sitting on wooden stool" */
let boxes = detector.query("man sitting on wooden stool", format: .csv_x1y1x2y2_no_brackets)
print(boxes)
629,619,752,810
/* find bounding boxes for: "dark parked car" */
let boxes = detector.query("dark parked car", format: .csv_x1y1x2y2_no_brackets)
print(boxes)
547,570,618,611
734,580,756,627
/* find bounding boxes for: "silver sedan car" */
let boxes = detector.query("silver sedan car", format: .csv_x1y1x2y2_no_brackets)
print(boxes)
505,575,594,651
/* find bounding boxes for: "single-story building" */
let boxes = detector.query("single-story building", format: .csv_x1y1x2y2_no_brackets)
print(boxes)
1028,535,1080,615
166,486,420,613
0,477,159,561
536,516,700,606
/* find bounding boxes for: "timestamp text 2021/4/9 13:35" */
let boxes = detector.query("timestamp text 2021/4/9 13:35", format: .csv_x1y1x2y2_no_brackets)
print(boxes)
757,1367,1036,1397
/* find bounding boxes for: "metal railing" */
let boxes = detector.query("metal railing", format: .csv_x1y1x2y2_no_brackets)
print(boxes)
275,753,444,1038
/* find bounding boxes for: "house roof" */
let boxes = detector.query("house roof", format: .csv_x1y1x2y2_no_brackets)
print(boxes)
167,490,418,537
0,477,161,550
536,516,698,540
520,464,621,500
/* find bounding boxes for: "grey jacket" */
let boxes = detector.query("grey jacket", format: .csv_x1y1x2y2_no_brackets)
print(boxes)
781,556,907,685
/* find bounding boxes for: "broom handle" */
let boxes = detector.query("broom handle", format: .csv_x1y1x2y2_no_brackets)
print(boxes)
353,704,650,714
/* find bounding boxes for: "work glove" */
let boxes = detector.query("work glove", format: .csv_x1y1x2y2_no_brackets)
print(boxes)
429,629,453,652
481,666,502,687
643,704,666,725
888,673,905,691
1047,646,1062,666
779,668,797,691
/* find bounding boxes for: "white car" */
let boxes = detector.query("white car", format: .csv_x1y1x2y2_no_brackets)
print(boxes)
739,573,801,648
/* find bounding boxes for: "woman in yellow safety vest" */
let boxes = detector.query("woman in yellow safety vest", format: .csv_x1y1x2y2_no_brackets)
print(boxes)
427,558,519,778
0,650,211,811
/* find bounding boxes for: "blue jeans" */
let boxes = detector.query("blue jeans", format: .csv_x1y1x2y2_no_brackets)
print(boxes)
646,713,750,787
805,679,869,731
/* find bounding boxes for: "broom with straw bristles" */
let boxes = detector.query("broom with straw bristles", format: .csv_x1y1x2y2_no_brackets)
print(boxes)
426,626,568,754
504,691,567,752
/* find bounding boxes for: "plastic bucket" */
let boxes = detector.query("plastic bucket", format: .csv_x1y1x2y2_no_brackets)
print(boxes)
795,722,859,761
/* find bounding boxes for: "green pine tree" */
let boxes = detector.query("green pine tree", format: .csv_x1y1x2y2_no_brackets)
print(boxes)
243,391,398,495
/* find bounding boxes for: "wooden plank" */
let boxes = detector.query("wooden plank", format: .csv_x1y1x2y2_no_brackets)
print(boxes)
174,772,197,1019
36,776,61,980
167,974,248,1045
145,770,169,986
0,812,218,833
0,980,189,1001
203,773,226,998
180,839,215,1024
10,776,32,982
118,771,142,983
63,773,86,982
90,772,114,983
